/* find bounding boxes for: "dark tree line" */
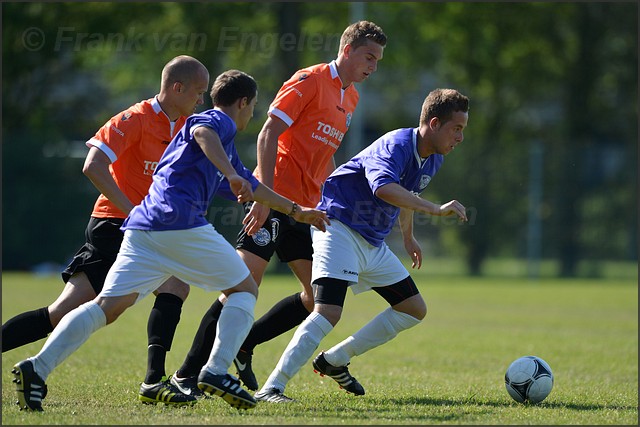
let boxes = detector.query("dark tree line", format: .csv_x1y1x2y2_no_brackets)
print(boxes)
3,2,637,275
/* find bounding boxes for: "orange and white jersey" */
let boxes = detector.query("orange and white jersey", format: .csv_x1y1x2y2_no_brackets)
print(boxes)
86,97,186,219
265,61,359,207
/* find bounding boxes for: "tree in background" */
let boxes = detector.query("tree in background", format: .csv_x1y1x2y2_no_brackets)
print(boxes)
3,2,637,276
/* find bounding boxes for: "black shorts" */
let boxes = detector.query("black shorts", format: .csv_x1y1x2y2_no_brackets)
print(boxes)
61,217,125,294
235,202,313,263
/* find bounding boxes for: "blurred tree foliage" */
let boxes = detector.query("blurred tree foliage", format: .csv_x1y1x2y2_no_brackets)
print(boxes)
2,2,637,275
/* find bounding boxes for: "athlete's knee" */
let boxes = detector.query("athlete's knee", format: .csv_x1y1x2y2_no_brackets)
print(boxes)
97,295,136,324
48,278,97,327
45,306,63,329
312,277,349,326
298,290,315,311
315,304,343,326
293,267,314,311
237,249,269,286
375,276,425,320
225,274,259,298
393,294,427,320
47,304,70,328
411,296,427,320
156,278,190,301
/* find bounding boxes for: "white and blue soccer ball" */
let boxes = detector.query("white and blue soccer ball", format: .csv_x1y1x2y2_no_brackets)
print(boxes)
504,355,554,404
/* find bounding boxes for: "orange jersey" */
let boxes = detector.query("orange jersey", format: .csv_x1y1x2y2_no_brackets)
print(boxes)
87,97,186,219
266,62,359,207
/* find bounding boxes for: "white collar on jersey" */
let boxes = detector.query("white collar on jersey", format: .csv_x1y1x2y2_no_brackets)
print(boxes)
330,60,348,102
152,95,174,122
329,60,339,80
151,96,163,114
152,95,178,136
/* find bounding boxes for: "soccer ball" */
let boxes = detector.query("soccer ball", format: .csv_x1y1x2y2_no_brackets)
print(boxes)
504,355,554,404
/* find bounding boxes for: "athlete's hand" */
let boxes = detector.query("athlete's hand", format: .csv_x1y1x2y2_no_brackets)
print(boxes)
228,174,253,204
242,202,271,236
439,200,468,222
403,236,422,269
293,206,331,232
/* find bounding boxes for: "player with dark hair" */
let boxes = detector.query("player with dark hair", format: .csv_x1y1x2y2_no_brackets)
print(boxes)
3,55,209,406
171,20,388,398
11,69,330,412
255,88,470,402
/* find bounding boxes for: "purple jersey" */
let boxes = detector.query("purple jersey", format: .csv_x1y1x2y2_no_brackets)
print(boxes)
123,109,259,231
317,128,443,247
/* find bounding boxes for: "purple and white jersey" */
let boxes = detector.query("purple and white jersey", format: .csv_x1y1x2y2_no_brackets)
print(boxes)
123,109,259,231
317,127,443,247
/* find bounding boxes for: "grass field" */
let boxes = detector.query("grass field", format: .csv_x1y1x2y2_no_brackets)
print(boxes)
1,264,637,425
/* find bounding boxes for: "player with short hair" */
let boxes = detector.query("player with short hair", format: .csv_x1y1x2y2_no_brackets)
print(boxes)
3,55,209,406
170,20,387,397
254,88,470,402
11,69,330,412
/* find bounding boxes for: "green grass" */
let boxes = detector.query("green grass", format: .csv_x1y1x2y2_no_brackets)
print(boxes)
1,265,637,425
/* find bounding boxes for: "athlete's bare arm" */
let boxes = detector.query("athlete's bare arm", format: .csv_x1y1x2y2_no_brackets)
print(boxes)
193,126,253,203
250,184,329,232
256,115,289,189
244,115,290,235
398,207,422,269
83,146,135,215
375,183,468,221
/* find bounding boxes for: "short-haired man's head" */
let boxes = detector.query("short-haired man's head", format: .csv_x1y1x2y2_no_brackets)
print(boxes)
420,89,469,127
161,55,208,89
339,20,387,53
210,70,258,107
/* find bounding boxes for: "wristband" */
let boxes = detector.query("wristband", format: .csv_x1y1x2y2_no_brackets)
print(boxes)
288,202,299,216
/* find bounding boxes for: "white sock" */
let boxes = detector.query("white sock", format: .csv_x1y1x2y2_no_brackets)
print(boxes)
31,301,106,381
203,292,256,375
260,311,333,393
324,308,421,367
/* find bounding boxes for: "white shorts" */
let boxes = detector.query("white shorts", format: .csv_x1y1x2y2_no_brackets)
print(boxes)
311,220,409,295
101,224,250,303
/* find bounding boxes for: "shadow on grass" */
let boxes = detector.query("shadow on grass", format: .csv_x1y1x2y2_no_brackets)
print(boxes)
300,394,638,424
388,395,638,412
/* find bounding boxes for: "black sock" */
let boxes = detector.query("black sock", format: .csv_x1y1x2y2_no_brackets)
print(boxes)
176,299,223,378
2,307,52,352
145,293,183,384
242,292,310,353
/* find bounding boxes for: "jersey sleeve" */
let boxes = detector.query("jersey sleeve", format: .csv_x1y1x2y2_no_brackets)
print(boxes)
268,70,318,126
185,112,260,201
86,110,143,163
185,113,222,142
364,140,411,195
